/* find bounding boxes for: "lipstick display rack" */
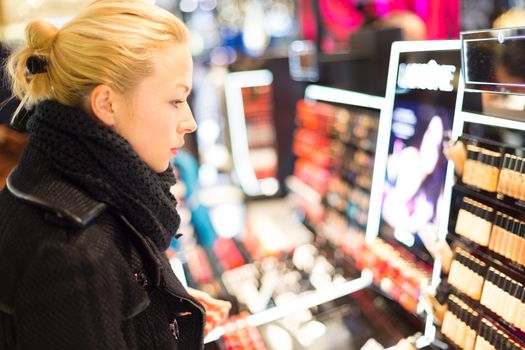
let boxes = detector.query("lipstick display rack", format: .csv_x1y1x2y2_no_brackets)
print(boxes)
288,85,434,332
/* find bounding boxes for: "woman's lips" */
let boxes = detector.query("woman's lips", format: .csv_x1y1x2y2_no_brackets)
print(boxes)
170,148,178,156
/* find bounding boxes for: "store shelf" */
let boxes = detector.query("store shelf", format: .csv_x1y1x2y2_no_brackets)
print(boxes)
449,232,525,276
453,183,525,216
447,282,525,343
204,269,373,343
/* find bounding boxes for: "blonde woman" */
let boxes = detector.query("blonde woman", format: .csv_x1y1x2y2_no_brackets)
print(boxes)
0,1,230,349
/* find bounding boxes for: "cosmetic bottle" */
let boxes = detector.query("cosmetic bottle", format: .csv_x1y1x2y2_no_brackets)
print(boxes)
474,320,489,350
479,204,494,246
507,155,519,198
493,275,507,317
519,223,525,266
480,268,494,307
518,156,525,201
511,156,523,200
489,213,502,251
500,219,515,260
471,258,486,301
494,214,508,255
518,287,525,332
510,222,522,263
480,150,502,192
456,198,471,238
441,302,454,340
497,154,512,195
465,310,478,350
506,281,522,326
463,145,481,187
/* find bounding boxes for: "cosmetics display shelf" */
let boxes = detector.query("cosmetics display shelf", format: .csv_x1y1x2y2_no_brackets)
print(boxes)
445,282,525,342
439,125,525,350
453,182,525,217
448,233,525,277
459,133,524,154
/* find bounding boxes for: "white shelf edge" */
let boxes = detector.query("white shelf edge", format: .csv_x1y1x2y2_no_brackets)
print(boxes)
204,269,373,343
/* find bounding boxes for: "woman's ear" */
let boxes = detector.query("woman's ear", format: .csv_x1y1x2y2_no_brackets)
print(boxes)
89,84,118,126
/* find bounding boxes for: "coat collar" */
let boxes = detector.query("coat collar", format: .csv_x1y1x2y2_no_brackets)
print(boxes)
6,146,107,228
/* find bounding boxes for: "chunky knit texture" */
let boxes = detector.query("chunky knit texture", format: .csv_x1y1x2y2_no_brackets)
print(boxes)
27,100,180,250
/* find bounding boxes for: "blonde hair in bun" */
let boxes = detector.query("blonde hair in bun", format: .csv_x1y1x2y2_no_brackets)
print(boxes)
6,0,189,116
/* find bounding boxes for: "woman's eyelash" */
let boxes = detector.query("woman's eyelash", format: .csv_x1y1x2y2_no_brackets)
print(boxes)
171,100,185,108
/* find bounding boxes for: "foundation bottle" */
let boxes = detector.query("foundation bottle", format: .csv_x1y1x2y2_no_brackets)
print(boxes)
472,259,486,301
519,157,525,201
463,257,476,298
462,257,473,295
483,321,493,350
488,213,502,251
497,154,512,195
518,287,525,332
509,220,521,261
456,199,471,238
453,306,463,348
456,254,468,293
507,155,518,198
483,321,492,350
458,307,467,350
494,215,508,255
470,203,482,242
482,150,502,192
501,278,514,324
510,221,523,263
465,311,478,350
484,322,495,350
461,256,472,296
519,223,525,266
494,275,509,317
500,219,515,260
507,282,522,326
479,204,493,246
508,219,521,261
508,156,521,198
482,320,493,350
463,145,481,187
441,305,454,340
473,321,484,350
490,271,503,314
480,268,494,307
460,256,474,296
445,300,459,343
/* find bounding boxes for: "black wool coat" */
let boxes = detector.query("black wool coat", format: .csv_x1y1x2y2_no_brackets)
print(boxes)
0,147,205,349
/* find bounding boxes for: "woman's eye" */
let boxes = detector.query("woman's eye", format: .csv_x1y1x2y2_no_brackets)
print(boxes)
171,100,185,108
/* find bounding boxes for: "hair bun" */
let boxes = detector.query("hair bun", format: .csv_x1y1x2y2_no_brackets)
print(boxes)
25,20,59,51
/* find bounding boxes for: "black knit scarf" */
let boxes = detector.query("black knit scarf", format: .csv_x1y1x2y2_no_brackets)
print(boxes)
27,100,180,250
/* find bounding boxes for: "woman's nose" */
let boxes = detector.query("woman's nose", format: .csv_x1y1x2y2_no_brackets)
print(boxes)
180,106,197,133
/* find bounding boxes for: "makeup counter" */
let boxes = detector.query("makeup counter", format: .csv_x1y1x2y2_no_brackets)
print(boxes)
166,27,525,350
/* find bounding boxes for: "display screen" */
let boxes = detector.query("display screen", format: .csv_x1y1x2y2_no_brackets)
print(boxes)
462,28,525,95
371,45,461,266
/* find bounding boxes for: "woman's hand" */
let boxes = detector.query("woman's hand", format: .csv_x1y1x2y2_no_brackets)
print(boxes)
187,287,232,335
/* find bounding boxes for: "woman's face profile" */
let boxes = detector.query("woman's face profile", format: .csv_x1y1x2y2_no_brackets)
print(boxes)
112,43,197,172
